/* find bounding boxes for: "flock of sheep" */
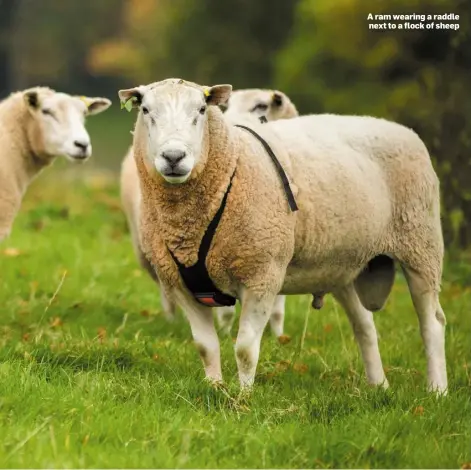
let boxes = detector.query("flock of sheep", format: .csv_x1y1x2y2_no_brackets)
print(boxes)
0,79,448,395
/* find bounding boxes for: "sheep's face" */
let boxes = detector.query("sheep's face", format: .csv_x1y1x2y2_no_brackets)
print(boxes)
23,88,111,163
224,89,298,121
119,79,232,185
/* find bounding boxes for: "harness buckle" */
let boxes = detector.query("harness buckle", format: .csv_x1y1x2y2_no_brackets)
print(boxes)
195,292,237,307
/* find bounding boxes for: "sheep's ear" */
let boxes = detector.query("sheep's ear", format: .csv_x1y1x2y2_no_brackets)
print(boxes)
24,89,40,109
204,85,232,106
272,91,283,107
118,87,143,112
79,97,112,116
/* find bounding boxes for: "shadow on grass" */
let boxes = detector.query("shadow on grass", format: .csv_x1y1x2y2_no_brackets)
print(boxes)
22,346,161,374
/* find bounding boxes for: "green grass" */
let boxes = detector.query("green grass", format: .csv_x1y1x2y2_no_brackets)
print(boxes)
1,169,471,468
86,106,135,171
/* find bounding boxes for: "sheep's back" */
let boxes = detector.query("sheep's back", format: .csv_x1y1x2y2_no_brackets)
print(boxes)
259,114,439,275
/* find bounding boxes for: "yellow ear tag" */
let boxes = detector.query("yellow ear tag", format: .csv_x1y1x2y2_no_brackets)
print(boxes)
79,96,90,108
203,89,211,97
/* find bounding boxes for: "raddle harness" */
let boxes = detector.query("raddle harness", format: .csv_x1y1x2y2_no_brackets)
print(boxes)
168,117,298,307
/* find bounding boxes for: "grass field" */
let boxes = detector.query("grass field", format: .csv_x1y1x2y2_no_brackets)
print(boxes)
1,166,471,468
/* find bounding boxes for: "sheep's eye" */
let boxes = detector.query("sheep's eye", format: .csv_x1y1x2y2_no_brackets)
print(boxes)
142,106,149,115
199,106,206,115
253,103,268,112
42,108,53,116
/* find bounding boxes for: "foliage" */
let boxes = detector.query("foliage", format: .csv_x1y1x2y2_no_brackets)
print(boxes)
87,0,189,84
276,0,471,247
88,0,297,88
2,0,123,95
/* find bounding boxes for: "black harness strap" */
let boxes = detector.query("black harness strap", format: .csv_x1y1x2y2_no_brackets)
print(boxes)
169,175,237,307
168,122,299,307
235,124,299,212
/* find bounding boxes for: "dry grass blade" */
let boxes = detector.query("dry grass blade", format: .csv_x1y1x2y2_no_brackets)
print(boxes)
44,270,68,315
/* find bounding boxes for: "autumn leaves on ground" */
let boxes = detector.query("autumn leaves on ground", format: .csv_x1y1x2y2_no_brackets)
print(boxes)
0,170,470,468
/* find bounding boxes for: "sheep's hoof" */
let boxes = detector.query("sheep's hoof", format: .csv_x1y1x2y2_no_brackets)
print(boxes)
205,377,225,390
238,385,253,400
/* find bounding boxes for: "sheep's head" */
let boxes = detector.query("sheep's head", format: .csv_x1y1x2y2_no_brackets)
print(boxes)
224,89,298,121
119,79,232,185
22,87,111,163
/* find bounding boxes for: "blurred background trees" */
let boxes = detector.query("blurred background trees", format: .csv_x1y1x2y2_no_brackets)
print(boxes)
0,0,470,247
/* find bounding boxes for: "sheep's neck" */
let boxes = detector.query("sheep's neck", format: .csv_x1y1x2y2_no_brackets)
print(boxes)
140,112,238,267
0,95,52,197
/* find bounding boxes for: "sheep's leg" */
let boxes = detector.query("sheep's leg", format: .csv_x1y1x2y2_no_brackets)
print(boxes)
269,295,285,337
401,266,447,393
333,284,388,387
159,281,177,321
0,197,18,243
176,291,222,383
0,227,10,243
235,291,276,388
217,294,285,338
216,305,236,335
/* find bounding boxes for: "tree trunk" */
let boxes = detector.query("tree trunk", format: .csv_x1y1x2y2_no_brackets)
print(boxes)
0,0,19,97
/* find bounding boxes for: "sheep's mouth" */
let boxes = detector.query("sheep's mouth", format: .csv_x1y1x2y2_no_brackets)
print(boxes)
162,169,191,184
65,153,90,163
163,169,188,177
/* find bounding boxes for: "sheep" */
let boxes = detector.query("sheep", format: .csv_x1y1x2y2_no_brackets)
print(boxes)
0,87,111,242
120,89,299,333
120,145,179,321
223,89,298,121
118,78,447,393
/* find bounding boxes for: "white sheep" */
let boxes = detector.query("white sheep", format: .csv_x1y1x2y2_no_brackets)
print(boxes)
223,89,298,121
118,78,447,393
120,88,299,334
0,87,111,242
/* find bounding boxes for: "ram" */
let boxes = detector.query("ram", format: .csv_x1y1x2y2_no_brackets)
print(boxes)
119,79,447,393
120,88,298,335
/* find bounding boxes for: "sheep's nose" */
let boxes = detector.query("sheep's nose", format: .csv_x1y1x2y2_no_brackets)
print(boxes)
161,150,186,166
74,140,89,152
